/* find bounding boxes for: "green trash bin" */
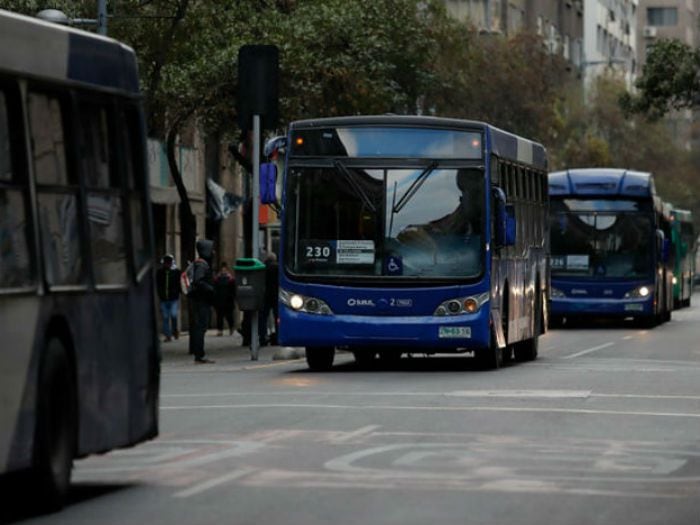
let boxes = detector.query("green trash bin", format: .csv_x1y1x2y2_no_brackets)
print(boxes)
234,258,266,311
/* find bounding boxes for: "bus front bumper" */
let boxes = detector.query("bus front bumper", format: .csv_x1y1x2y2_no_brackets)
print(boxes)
278,306,490,350
550,296,654,317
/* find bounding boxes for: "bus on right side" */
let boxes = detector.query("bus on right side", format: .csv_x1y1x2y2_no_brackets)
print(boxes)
548,169,673,327
670,208,695,309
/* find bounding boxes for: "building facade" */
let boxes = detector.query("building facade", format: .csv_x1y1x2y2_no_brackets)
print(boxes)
444,0,584,70
582,0,639,89
636,0,700,150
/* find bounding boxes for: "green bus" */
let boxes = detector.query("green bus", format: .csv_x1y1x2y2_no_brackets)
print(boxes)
670,208,695,308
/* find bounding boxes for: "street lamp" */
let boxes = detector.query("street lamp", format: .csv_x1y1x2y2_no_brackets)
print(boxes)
37,1,108,35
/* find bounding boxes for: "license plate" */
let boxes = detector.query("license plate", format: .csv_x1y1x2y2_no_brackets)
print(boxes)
439,326,471,338
624,303,644,312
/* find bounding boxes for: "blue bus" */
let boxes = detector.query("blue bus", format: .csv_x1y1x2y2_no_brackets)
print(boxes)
548,168,673,327
265,116,549,370
0,11,158,508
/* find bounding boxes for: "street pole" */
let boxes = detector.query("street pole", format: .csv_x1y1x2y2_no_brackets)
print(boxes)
250,114,261,361
97,0,107,35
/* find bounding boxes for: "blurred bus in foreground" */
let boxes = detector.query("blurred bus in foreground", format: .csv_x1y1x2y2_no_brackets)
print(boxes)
0,10,158,508
263,116,549,370
548,169,672,327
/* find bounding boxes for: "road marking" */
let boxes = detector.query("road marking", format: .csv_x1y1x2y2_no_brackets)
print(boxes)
162,390,700,401
563,342,615,359
173,467,256,498
622,335,633,340
330,425,381,444
160,403,700,419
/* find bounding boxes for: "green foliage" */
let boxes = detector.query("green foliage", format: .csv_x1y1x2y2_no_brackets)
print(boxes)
622,39,700,118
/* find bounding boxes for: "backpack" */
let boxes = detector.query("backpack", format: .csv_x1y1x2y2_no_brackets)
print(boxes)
180,260,201,296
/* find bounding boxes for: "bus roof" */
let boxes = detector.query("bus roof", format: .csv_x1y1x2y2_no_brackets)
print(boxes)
0,9,139,95
548,168,656,199
289,115,547,170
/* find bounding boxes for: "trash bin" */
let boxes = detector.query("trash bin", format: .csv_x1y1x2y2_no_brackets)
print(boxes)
234,258,266,311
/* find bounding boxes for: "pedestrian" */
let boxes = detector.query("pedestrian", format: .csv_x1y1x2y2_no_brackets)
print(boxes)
156,254,180,342
188,239,216,364
262,252,279,345
214,261,236,336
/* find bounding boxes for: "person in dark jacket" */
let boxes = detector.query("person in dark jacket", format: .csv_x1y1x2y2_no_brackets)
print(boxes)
261,252,279,345
189,239,215,363
156,254,180,342
214,261,236,336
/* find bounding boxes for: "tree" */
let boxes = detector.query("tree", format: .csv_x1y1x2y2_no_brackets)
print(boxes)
621,39,700,118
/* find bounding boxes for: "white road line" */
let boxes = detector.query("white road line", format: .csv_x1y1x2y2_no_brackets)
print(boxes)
162,390,700,401
330,425,381,444
173,467,256,498
160,403,700,419
622,336,633,340
563,342,615,359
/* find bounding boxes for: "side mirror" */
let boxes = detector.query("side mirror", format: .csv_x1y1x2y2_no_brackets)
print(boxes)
493,187,516,248
260,162,277,205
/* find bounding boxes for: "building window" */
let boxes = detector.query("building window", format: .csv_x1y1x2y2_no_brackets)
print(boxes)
647,7,677,26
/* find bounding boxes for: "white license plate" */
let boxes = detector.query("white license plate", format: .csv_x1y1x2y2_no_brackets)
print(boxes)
624,303,644,311
439,326,471,338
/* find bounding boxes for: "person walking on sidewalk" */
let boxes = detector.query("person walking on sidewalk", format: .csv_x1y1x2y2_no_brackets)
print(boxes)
214,261,236,336
188,239,216,364
156,254,180,342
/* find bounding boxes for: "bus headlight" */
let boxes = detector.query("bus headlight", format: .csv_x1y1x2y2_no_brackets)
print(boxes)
550,287,565,298
433,292,489,316
672,276,678,285
624,285,651,299
280,289,333,315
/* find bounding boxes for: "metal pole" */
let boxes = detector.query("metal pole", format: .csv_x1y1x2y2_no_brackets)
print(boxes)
250,114,261,361
97,0,107,35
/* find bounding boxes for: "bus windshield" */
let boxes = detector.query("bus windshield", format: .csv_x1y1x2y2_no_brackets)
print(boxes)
550,203,653,279
284,165,484,279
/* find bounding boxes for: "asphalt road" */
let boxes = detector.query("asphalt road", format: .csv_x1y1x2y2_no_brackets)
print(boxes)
6,295,700,525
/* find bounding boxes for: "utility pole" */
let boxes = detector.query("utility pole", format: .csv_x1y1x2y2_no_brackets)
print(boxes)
97,0,108,35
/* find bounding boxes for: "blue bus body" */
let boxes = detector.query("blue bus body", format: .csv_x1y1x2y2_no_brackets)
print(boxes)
548,169,672,325
276,116,548,368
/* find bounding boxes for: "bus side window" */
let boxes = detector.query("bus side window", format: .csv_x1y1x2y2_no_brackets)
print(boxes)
28,90,86,287
79,98,128,287
121,105,150,276
0,84,34,289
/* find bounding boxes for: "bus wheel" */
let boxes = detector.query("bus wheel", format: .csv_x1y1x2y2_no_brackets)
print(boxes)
475,333,503,370
33,338,76,511
514,335,538,362
353,350,377,368
305,347,335,371
377,350,402,368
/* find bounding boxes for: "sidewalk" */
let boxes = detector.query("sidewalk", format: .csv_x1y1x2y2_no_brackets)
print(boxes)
159,329,305,369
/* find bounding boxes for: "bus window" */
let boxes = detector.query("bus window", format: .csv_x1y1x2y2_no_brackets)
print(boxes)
0,86,33,289
28,91,85,287
79,100,128,286
121,106,150,275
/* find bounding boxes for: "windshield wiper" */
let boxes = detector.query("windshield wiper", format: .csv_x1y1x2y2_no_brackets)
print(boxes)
333,160,376,212
392,161,439,214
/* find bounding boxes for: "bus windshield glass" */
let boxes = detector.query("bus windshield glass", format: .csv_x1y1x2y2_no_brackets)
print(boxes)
291,127,483,159
550,199,653,279
285,165,484,279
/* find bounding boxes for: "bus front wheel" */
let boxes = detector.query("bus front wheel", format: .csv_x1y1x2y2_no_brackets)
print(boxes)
33,338,77,510
305,346,335,371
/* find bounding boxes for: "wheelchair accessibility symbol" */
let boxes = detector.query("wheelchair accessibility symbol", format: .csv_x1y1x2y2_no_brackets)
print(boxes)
385,256,403,276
